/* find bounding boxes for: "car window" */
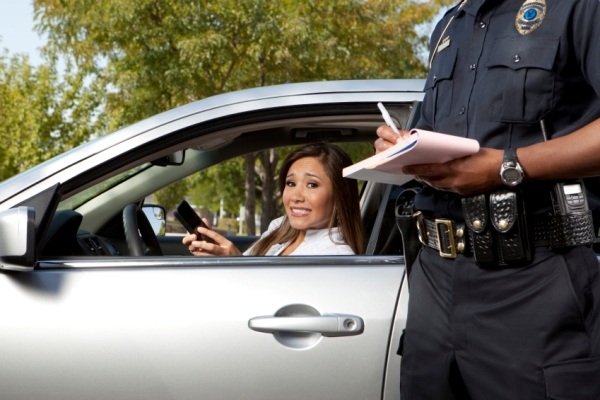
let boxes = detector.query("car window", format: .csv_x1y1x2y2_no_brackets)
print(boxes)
58,163,153,211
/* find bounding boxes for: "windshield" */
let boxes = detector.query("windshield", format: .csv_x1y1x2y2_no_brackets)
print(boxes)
57,163,152,210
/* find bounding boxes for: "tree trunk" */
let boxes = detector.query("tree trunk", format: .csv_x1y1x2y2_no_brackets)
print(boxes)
243,153,256,236
258,149,278,233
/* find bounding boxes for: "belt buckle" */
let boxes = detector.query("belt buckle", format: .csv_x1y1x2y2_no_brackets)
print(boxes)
435,218,457,258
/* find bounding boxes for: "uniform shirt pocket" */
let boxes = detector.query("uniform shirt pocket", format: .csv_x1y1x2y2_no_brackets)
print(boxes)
484,37,559,123
423,46,458,125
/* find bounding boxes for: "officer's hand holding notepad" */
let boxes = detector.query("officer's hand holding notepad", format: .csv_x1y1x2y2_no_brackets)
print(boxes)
343,129,480,185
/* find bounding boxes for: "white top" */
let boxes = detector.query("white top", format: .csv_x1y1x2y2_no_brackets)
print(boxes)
243,216,355,256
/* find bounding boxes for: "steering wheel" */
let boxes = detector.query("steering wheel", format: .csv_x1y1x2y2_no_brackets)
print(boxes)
122,204,163,256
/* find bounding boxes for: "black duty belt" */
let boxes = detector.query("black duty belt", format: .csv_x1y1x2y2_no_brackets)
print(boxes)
416,212,596,261
413,189,596,267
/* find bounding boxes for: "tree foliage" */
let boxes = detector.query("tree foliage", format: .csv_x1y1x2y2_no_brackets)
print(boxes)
26,0,451,231
35,0,451,126
0,50,96,181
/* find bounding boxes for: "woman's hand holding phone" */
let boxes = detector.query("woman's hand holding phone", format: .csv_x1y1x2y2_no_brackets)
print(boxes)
173,200,216,243
176,200,242,256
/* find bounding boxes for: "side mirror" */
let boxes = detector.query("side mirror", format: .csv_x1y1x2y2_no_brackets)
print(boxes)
142,204,166,237
0,207,36,271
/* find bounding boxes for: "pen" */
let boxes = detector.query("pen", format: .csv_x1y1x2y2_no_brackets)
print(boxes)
377,102,400,134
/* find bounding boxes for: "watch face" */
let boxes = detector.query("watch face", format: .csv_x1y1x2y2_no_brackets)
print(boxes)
502,168,520,182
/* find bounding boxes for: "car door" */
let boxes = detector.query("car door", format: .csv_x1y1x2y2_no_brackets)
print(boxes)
0,255,406,400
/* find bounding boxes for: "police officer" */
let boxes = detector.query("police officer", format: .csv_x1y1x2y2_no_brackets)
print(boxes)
375,1,600,398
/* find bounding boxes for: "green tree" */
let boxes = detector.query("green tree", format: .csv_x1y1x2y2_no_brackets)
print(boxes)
0,50,95,181
34,0,452,232
153,178,189,212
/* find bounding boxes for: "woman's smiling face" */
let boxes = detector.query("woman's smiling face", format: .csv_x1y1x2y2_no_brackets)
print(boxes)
282,156,334,231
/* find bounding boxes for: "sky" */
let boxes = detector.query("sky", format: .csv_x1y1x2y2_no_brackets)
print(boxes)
0,1,45,65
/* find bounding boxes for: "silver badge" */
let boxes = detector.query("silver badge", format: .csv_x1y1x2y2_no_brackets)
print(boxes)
515,0,546,35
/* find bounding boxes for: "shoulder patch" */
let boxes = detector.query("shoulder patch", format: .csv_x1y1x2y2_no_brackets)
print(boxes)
515,0,546,35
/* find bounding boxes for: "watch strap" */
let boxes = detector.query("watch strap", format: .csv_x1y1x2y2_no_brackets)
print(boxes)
503,147,518,166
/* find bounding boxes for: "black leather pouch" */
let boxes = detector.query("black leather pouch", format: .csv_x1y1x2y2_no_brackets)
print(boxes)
462,194,495,264
462,190,532,267
489,190,532,265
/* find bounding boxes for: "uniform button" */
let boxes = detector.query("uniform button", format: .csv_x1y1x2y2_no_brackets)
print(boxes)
459,107,466,115
433,74,437,80
469,64,476,70
479,22,486,29
514,54,521,63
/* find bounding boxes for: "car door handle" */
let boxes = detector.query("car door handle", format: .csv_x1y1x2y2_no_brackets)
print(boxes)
248,314,364,337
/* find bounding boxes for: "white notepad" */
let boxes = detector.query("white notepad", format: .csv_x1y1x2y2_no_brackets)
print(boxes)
343,129,480,185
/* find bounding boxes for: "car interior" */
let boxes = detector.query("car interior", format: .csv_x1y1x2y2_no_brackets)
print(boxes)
34,102,419,259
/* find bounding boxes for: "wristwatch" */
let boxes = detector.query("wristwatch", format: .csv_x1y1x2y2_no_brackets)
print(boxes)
499,148,524,187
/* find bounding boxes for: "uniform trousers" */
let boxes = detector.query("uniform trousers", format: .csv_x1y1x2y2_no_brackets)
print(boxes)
399,245,600,399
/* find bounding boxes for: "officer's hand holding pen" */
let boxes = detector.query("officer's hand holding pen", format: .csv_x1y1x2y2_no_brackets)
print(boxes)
374,125,411,152
374,103,412,151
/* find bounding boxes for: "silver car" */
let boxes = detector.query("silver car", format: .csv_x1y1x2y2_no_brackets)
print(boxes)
0,79,424,400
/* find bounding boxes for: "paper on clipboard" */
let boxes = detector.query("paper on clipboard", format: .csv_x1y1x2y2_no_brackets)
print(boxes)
343,129,480,185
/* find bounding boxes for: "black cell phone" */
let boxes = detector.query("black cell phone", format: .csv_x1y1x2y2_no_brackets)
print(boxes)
173,200,216,243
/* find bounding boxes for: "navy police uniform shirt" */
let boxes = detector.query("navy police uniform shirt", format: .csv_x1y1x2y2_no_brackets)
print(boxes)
413,0,600,220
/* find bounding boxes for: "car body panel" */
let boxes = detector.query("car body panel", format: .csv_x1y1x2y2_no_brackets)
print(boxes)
1,257,406,400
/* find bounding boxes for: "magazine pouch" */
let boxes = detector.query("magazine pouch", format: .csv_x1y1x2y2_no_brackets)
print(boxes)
462,190,532,267
462,194,495,264
490,189,532,266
